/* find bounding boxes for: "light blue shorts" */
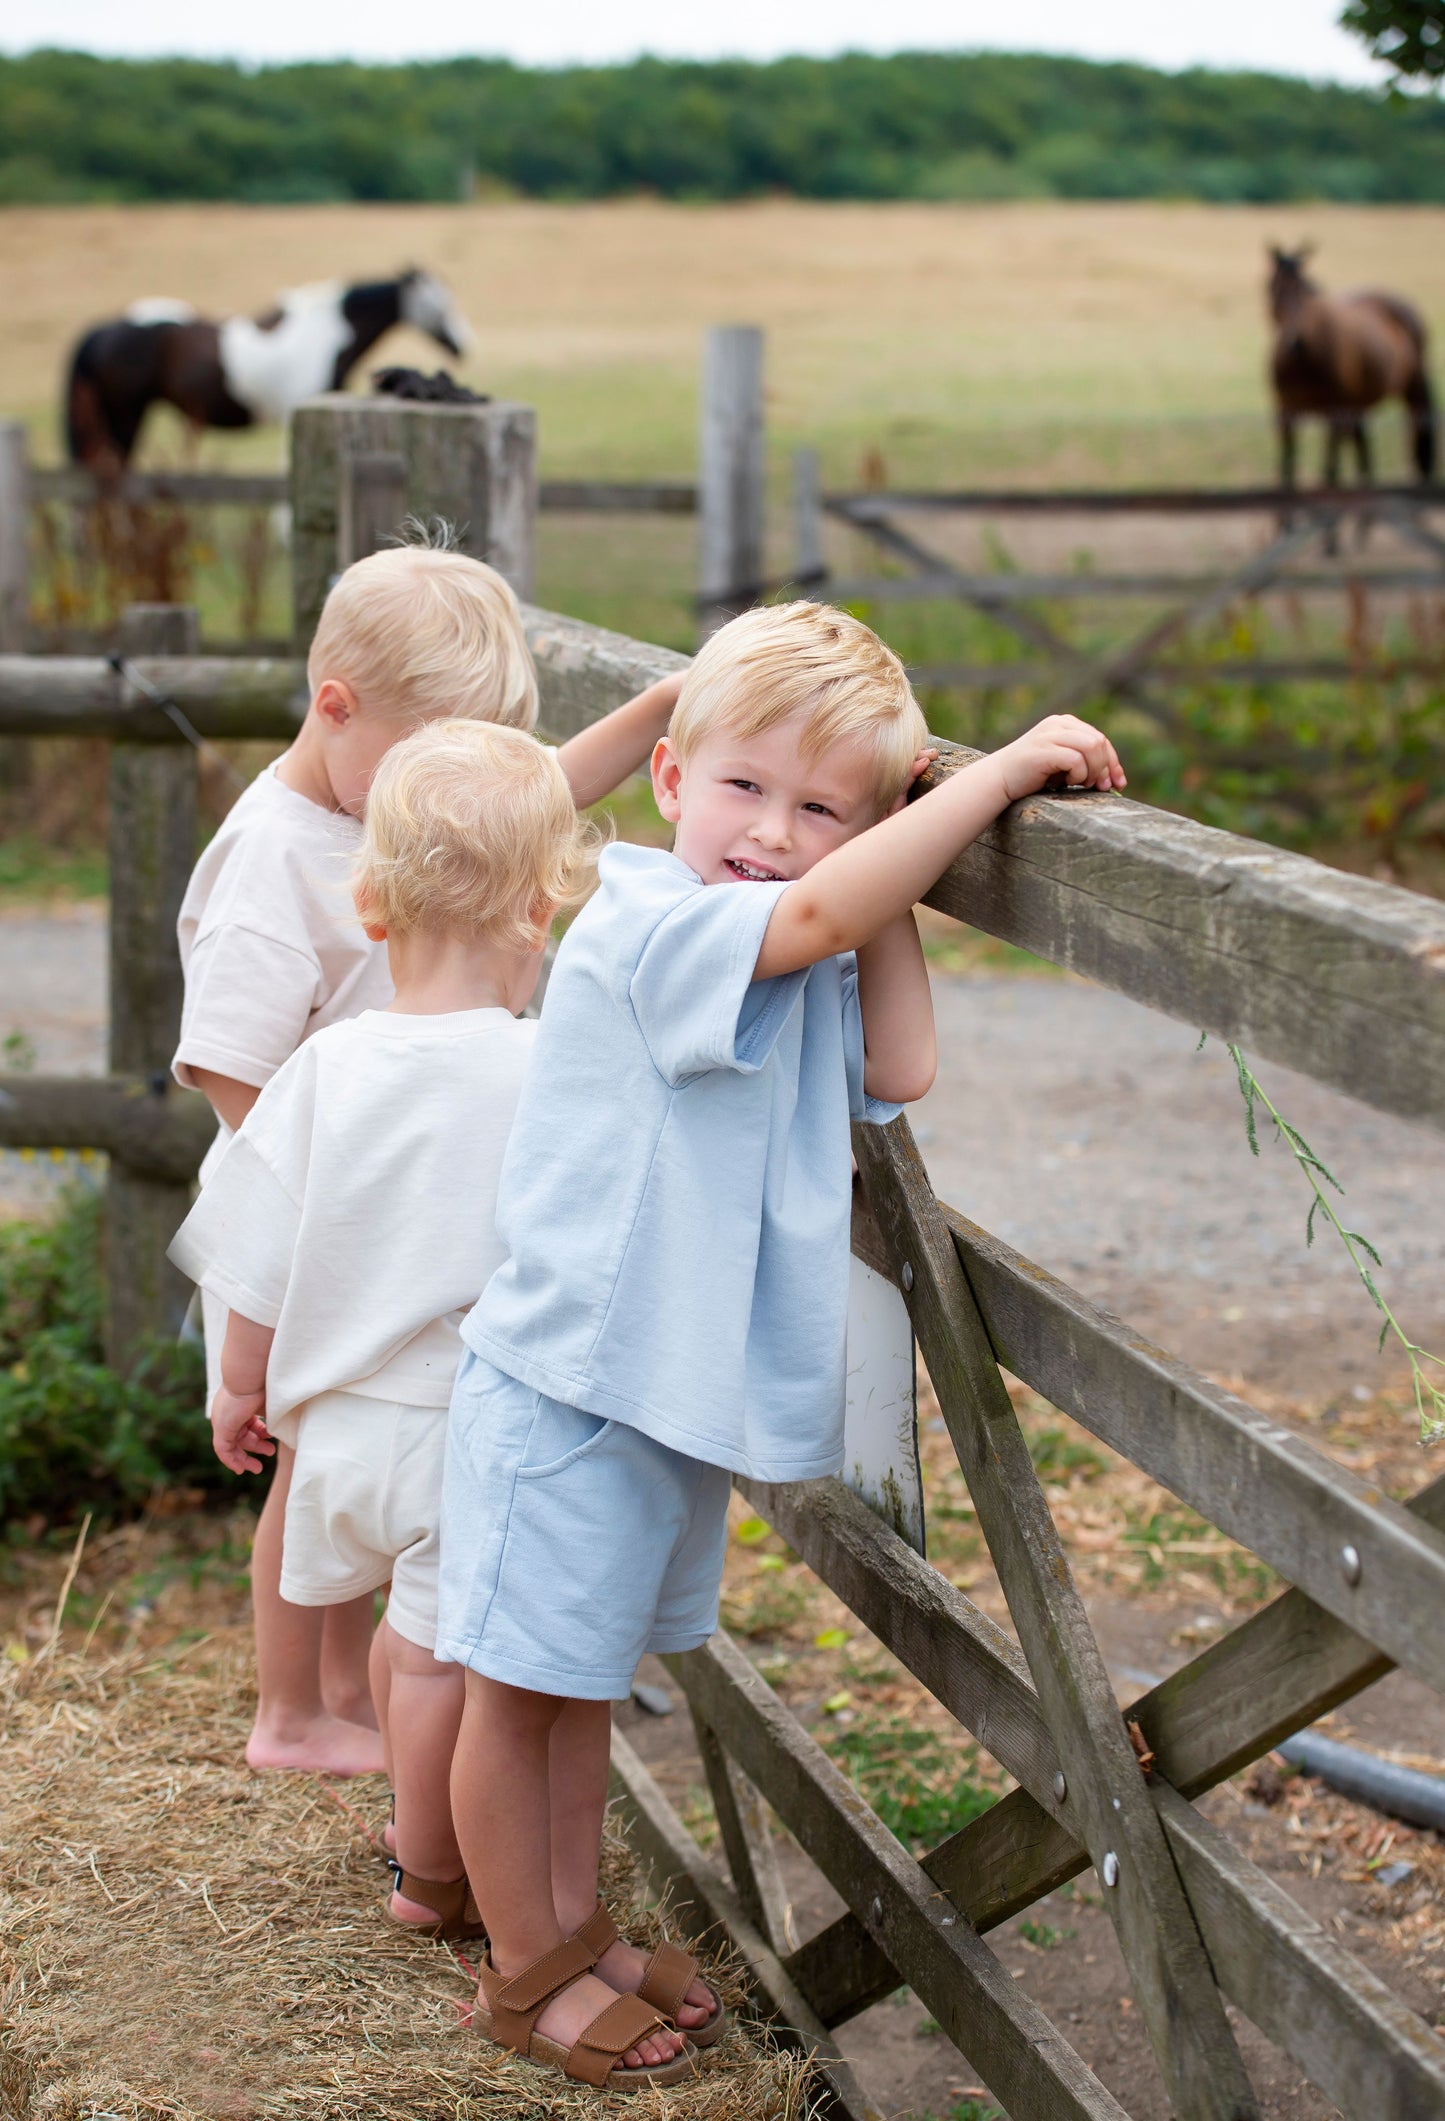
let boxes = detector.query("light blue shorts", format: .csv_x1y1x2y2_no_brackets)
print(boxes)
435,1352,733,1700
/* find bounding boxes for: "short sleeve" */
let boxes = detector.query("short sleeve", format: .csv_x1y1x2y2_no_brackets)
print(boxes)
168,1135,300,1327
167,1048,318,1325
173,925,322,1090
841,958,903,1128
628,880,807,1084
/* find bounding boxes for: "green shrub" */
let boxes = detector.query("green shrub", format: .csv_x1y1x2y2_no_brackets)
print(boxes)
0,1189,227,1527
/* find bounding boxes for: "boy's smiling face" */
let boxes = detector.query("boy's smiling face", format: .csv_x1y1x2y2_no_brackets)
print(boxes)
653,718,885,886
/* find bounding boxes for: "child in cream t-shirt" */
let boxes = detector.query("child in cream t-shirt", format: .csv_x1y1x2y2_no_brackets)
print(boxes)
172,718,595,1938
172,539,682,1778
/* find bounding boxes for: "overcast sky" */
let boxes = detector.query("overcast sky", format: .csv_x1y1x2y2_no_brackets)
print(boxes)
0,0,1393,86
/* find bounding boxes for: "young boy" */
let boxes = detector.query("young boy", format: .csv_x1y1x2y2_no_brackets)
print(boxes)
171,718,595,1938
435,601,1125,2091
172,540,681,1778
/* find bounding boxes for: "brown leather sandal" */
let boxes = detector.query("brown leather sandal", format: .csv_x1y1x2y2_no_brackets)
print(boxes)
571,1900,727,2049
473,1936,695,2091
386,1860,488,1944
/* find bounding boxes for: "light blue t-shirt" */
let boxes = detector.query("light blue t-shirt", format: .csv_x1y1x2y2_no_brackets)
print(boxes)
462,842,899,1483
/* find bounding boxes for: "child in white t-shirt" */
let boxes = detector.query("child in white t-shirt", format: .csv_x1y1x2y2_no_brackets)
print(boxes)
173,540,682,1778
172,718,593,1939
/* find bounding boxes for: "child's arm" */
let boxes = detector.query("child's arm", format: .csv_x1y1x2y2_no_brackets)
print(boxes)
211,1310,277,1475
856,914,937,1103
189,1067,261,1133
756,716,1125,981
556,672,684,809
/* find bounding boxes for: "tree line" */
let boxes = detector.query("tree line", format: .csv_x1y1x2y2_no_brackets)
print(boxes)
3,46,1444,207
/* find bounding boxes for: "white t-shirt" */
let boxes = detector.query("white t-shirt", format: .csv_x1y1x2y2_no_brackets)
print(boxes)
169,1008,536,1444
174,764,394,1181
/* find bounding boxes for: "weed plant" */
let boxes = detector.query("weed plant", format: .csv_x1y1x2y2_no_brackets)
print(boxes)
0,1189,224,1527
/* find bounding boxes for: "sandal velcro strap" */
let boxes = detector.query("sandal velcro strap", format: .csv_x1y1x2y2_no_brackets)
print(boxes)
483,1936,598,2048
570,1900,620,1961
565,1993,669,2088
637,1939,698,2023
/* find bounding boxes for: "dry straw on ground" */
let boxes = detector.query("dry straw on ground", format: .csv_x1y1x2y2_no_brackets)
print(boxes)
0,1635,814,2121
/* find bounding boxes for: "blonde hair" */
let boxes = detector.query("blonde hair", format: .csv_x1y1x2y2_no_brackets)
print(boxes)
670,602,928,810
354,719,595,949
308,544,539,731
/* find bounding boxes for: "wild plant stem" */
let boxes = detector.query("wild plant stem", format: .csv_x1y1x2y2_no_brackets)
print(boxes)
1223,1043,1445,1446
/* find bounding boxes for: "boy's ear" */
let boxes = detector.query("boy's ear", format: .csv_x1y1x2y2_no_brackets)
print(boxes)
651,736,684,823
352,882,385,941
312,676,360,730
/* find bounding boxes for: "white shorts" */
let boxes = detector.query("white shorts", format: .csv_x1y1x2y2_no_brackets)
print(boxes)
281,1391,446,1652
435,1353,732,1700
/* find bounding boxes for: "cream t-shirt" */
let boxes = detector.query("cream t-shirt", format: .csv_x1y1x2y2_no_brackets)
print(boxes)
168,1007,536,1444
173,764,394,1182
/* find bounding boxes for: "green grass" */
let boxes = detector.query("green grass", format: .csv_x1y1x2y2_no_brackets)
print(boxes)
917,2098,1007,2121
1026,1423,1110,1487
1121,1501,1276,1602
822,1710,1001,1853
0,836,108,905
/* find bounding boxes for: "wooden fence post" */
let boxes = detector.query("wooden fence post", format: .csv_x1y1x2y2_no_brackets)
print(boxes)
289,393,537,651
105,603,199,1372
0,423,32,798
0,423,28,652
793,445,823,590
698,325,765,639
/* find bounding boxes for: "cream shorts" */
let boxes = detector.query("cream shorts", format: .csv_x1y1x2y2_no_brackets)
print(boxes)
281,1390,446,1652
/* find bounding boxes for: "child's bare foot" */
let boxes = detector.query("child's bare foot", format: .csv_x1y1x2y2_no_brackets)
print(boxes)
245,1712,385,1777
594,1935,717,2032
501,1968,687,2070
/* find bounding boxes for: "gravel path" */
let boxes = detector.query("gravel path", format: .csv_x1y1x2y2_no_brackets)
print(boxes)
5,907,1444,1407
917,971,1445,1405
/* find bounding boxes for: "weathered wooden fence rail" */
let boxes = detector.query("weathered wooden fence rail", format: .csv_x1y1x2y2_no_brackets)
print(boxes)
2,391,1444,2118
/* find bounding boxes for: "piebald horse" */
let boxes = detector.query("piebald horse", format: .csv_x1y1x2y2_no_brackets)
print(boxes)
1268,244,1436,490
65,268,473,477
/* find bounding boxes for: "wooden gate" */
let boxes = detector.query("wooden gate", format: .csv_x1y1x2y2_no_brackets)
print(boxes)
3,419,1445,2118
527,608,1445,2121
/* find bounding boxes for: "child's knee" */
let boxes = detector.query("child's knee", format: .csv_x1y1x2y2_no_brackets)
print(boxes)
384,1621,455,1682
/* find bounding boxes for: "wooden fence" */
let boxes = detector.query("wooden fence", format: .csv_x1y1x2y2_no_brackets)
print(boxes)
798,466,1445,716
0,322,761,656
3,393,1445,2118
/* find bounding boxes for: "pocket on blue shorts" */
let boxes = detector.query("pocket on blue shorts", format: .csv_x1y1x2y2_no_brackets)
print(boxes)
516,1399,615,1480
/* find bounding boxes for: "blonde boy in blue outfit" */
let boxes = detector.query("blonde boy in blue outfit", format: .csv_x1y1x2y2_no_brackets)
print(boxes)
436,600,1125,2092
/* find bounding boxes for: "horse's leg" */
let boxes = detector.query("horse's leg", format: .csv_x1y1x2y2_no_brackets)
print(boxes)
1323,419,1344,555
1352,418,1375,549
1276,411,1297,532
1277,411,1296,490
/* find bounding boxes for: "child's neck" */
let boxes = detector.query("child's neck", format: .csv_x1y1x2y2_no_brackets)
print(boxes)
274,721,338,810
384,929,541,1017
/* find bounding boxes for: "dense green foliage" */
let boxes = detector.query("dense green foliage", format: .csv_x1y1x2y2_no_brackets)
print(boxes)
1342,0,1445,83
0,1188,222,1526
2,47,1444,205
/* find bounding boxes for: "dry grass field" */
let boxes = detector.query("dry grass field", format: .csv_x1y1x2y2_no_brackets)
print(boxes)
6,198,1445,486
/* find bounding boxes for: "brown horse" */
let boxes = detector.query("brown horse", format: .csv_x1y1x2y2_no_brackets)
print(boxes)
1268,244,1436,490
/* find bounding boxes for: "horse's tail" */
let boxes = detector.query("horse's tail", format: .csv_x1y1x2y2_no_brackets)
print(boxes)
64,328,112,468
1407,366,1437,481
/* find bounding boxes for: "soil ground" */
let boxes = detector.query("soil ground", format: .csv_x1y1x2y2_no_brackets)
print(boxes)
2,909,1444,2118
